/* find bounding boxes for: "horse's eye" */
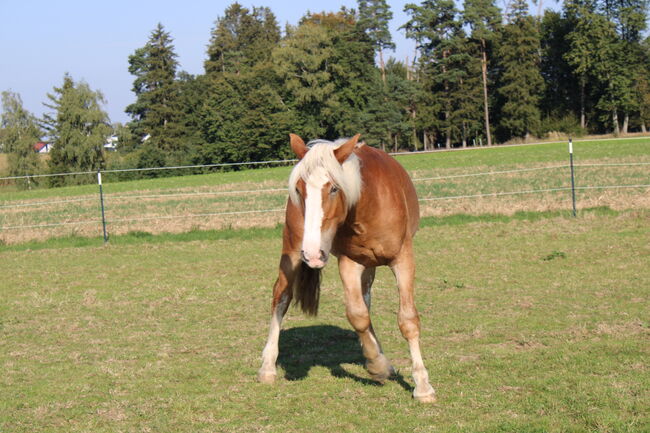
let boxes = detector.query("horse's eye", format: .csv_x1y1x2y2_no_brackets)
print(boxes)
330,185,339,195
295,187,301,196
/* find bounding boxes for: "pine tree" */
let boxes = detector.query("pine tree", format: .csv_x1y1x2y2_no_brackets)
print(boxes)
0,91,43,186
636,38,650,131
564,0,648,134
463,0,501,145
199,4,293,163
126,23,183,159
43,74,110,185
357,0,395,84
603,0,648,132
540,11,581,130
495,0,544,139
404,0,479,147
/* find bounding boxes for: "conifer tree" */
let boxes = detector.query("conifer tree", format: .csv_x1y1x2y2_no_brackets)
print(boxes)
357,0,395,84
43,74,110,185
404,0,478,147
540,11,581,129
199,4,292,163
495,0,544,139
126,23,183,158
463,0,501,145
362,60,412,150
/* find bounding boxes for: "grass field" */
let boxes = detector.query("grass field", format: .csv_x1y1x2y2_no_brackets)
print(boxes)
1,139,649,431
1,209,648,432
1,138,649,245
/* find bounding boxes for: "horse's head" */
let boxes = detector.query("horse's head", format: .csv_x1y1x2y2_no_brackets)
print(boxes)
288,134,362,269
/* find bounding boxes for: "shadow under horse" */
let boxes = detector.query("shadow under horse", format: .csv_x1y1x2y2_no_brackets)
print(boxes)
278,325,412,392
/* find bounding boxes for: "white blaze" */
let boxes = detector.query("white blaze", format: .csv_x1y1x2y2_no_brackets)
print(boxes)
302,169,328,261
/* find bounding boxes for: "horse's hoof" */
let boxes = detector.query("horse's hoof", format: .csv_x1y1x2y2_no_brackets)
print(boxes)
413,387,437,404
367,356,395,382
257,370,277,384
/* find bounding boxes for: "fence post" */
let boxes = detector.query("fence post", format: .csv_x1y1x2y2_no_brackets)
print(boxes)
97,169,109,243
569,138,577,217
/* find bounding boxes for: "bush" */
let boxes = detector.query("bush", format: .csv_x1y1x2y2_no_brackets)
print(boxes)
538,115,585,138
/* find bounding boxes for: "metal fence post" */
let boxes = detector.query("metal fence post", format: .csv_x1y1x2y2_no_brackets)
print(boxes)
98,169,108,243
569,138,577,217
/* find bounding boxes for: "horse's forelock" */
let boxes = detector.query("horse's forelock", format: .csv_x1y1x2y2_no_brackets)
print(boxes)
288,139,361,209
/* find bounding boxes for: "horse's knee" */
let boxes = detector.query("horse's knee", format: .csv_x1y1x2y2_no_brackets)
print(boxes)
346,305,370,333
398,310,420,340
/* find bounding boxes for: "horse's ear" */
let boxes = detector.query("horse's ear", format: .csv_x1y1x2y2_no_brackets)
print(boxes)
334,134,360,164
290,134,308,160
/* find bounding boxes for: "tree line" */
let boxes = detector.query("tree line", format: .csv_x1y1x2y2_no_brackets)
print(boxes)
1,0,648,186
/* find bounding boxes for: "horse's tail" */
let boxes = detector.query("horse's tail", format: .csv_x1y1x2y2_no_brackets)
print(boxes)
293,262,321,316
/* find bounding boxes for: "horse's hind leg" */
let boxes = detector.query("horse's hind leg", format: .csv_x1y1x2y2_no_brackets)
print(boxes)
390,240,436,403
258,254,298,384
338,255,394,381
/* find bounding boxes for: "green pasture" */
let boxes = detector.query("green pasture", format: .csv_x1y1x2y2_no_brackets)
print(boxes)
1,209,648,432
1,137,649,201
1,138,649,245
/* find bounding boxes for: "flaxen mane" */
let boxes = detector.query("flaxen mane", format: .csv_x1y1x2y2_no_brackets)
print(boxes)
288,138,362,210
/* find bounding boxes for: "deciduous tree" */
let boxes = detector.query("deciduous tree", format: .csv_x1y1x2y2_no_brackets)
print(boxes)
0,91,43,185
43,74,110,185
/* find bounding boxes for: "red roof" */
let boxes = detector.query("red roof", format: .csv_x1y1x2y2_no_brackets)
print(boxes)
34,142,47,151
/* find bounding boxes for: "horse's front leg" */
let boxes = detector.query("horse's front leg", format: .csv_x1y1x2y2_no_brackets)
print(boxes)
258,253,299,384
338,255,394,381
390,240,436,403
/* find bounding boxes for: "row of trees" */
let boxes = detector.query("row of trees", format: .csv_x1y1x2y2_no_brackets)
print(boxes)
1,0,649,186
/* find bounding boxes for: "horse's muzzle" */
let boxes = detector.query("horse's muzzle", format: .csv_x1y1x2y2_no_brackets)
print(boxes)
301,249,328,269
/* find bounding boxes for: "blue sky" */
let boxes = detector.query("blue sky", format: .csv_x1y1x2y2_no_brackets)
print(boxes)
0,0,534,125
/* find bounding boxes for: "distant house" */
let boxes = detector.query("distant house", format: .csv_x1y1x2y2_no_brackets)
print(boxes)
34,142,50,153
104,135,118,151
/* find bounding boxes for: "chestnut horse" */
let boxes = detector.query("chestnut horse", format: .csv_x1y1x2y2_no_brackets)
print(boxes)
258,134,436,403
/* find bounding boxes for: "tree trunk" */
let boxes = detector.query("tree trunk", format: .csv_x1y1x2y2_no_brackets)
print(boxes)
462,121,467,148
580,79,586,130
622,113,629,134
642,123,647,133
443,50,450,149
379,48,386,86
394,134,398,153
613,110,620,136
411,108,417,151
480,40,493,146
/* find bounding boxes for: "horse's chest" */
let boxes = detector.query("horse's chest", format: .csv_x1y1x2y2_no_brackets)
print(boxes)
333,225,399,267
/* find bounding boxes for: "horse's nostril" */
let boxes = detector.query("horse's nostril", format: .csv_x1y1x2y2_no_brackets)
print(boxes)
320,250,328,261
300,250,307,263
